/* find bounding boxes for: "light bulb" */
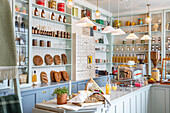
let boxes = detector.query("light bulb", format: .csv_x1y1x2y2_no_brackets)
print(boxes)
145,16,152,23
66,0,75,9
95,10,101,18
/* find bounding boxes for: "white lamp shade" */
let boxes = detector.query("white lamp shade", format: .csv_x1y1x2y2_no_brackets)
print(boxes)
101,26,115,33
141,34,152,40
76,17,95,27
126,32,139,39
111,28,126,35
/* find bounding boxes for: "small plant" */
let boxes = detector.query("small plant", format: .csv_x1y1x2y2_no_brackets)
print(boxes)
52,87,69,97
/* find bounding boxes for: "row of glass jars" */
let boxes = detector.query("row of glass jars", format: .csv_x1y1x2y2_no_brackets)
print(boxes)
114,45,148,52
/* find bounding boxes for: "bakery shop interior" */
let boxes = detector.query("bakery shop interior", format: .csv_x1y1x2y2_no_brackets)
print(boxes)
0,0,170,113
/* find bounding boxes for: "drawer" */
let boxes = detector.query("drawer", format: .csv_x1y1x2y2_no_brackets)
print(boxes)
50,87,59,99
71,83,78,94
59,84,69,89
37,89,50,100
37,96,51,103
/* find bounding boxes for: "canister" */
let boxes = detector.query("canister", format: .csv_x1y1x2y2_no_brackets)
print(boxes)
47,41,51,47
58,2,65,12
114,20,121,27
126,21,131,26
93,26,97,31
40,40,44,47
50,0,56,10
36,0,45,6
138,18,143,25
132,22,136,26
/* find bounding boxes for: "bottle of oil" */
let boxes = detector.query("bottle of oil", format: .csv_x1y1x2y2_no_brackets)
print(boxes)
118,54,121,63
112,54,115,63
131,54,135,62
115,54,118,63
127,54,131,62
121,54,124,63
124,54,127,63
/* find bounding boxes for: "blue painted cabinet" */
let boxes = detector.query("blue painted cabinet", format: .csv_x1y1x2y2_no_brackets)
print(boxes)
78,81,87,91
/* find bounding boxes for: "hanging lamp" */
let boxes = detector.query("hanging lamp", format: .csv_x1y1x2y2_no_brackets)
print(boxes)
76,0,94,27
111,0,126,35
145,4,152,24
126,1,138,39
95,0,101,18
102,0,115,33
66,0,75,9
141,34,152,40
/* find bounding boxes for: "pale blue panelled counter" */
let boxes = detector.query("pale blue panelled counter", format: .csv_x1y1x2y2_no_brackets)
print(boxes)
0,76,108,113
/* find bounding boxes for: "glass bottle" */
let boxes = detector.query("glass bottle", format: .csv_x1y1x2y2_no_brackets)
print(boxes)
106,75,111,95
131,54,135,61
20,18,25,33
51,12,55,20
121,54,124,63
32,71,37,86
112,54,115,63
34,8,39,16
135,54,138,63
63,16,67,23
124,54,127,63
41,10,45,18
15,16,19,32
118,54,121,63
115,54,118,63
127,54,131,62
58,15,62,22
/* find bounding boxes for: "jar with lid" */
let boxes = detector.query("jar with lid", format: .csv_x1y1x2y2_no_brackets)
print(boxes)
168,45,170,51
167,37,170,43
152,37,155,43
123,39,126,44
158,37,161,43
41,10,45,18
132,39,136,44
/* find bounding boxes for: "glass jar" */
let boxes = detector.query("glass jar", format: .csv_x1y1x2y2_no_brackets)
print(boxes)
127,46,130,51
152,37,155,43
132,39,136,44
123,39,126,44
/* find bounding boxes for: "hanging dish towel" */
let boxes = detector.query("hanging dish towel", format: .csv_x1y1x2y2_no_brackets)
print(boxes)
0,94,21,113
0,0,17,80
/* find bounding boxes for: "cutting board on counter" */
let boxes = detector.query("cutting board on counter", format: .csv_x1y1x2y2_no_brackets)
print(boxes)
72,102,103,107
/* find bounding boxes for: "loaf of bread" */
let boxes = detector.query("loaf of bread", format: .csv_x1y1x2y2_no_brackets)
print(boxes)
84,97,99,103
50,71,55,82
61,71,69,81
54,55,61,65
33,55,43,66
45,54,53,65
90,94,105,101
54,71,61,82
61,54,67,64
40,72,48,84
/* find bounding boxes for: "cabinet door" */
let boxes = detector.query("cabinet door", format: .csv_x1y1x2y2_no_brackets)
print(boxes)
71,83,78,94
116,102,124,113
124,98,130,113
22,94,36,113
136,94,142,113
78,82,86,91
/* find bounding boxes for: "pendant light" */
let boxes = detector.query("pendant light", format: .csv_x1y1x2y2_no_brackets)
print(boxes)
76,0,94,27
145,4,152,24
126,0,138,39
102,0,115,33
111,0,126,35
66,0,75,9
141,34,152,40
95,0,101,18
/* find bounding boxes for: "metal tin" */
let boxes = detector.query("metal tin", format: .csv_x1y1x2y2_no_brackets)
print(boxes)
126,21,131,26
58,3,65,12
50,0,56,10
138,18,143,25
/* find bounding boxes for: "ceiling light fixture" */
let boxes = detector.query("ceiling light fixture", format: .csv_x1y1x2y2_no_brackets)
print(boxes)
126,0,138,39
141,34,152,40
145,4,152,24
76,0,94,27
102,0,115,33
112,0,126,35
66,0,75,9
95,0,101,18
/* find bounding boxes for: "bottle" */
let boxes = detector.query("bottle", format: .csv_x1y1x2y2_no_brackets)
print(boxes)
58,15,62,22
63,16,66,23
121,54,124,63
112,54,115,63
105,75,111,95
15,16,19,32
127,54,131,62
135,54,138,63
115,54,118,63
124,54,127,63
20,18,25,33
118,54,121,63
41,10,45,18
34,8,38,16
51,12,55,20
32,71,37,86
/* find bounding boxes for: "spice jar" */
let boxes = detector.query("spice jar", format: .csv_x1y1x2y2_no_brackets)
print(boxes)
63,16,66,23
51,12,55,20
47,41,51,47
34,8,38,16
58,15,62,22
40,40,44,47
32,39,37,46
50,0,56,10
41,10,45,18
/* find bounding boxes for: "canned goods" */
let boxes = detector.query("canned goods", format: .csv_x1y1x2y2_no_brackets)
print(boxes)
138,18,143,25
47,41,51,47
36,0,45,6
32,39,37,46
58,3,65,12
40,40,44,47
126,21,131,26
93,26,97,30
114,20,121,27
50,0,56,10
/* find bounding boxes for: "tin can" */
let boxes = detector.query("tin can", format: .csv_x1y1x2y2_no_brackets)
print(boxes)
58,3,65,12
114,20,121,27
138,18,143,25
36,0,45,6
47,41,51,47
126,21,131,26
50,0,56,10
40,40,44,47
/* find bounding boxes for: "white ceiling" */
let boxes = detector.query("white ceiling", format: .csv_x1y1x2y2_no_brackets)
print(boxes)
86,0,170,16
